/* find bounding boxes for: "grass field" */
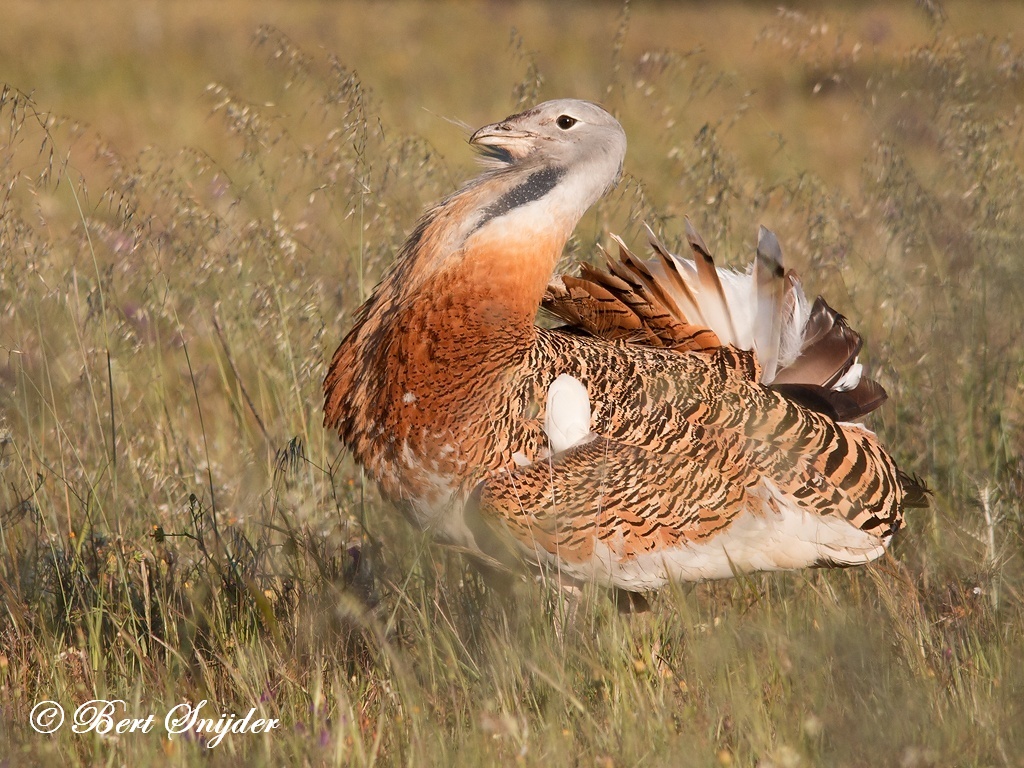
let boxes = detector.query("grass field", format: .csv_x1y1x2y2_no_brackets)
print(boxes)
1,1,1023,765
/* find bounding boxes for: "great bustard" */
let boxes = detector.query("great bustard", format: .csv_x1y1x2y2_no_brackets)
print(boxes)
323,99,926,592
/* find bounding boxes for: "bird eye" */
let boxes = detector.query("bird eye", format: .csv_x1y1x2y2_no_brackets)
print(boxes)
556,115,578,130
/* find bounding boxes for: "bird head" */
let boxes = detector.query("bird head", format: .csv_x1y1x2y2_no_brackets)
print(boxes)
468,99,627,226
469,99,626,182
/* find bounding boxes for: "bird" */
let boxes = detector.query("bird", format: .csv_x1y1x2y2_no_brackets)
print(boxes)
323,98,927,593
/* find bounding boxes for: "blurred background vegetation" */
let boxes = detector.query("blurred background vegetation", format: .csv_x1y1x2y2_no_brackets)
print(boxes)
1,1,1022,766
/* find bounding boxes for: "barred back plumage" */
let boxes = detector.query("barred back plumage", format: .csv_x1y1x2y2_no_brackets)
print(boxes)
323,99,927,592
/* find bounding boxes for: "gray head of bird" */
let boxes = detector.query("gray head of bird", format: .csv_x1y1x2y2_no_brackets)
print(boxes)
469,99,627,216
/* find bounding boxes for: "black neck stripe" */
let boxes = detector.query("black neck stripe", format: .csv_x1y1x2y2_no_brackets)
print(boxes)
474,166,566,231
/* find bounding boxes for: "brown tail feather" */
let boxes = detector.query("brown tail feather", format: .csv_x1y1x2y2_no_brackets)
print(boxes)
641,223,704,324
611,233,701,332
544,274,653,344
544,222,888,420
754,226,786,381
686,218,740,345
771,298,862,388
543,236,722,352
898,470,932,509
772,377,887,422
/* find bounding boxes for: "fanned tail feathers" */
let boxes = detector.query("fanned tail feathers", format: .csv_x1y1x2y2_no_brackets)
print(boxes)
543,220,888,421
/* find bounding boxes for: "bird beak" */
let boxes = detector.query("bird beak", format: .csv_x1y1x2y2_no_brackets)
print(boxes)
469,120,536,162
